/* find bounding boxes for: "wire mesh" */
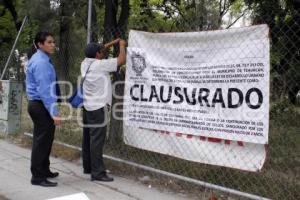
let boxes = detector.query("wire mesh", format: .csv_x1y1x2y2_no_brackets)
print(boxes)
1,4,299,200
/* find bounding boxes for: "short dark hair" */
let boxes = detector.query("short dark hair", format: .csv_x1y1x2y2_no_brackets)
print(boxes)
34,31,53,49
84,42,105,58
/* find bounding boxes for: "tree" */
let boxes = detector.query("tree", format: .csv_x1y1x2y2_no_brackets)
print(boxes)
2,0,21,29
244,0,300,103
0,0,19,74
103,0,129,43
130,0,247,32
57,0,74,92
102,0,129,145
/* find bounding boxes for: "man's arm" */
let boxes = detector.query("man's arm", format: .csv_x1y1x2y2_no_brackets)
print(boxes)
34,61,61,125
104,38,120,49
117,40,126,66
103,38,126,66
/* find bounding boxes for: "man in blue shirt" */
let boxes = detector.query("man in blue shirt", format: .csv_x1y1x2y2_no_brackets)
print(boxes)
26,31,61,187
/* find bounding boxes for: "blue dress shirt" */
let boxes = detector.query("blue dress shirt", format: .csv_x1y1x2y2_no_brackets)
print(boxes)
26,49,59,117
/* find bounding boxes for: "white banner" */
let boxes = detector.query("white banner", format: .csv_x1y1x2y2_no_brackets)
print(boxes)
124,25,270,144
123,25,268,171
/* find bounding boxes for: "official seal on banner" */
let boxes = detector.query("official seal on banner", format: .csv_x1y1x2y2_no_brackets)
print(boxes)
131,53,146,76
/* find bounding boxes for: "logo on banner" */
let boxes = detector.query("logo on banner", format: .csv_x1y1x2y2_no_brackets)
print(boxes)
131,53,146,76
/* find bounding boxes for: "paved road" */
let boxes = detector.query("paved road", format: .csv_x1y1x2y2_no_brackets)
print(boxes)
0,140,191,200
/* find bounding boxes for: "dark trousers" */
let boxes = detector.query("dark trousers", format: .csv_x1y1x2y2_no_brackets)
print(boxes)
82,107,107,178
28,100,55,182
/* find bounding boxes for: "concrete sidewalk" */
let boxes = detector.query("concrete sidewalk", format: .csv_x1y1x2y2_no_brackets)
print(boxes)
0,140,191,200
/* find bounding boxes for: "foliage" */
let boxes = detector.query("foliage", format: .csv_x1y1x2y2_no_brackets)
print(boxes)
0,2,18,60
128,0,174,32
0,0,249,79
127,0,249,33
244,0,300,102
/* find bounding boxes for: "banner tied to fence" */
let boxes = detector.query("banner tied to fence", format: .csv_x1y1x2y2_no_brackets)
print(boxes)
125,25,270,144
124,25,269,171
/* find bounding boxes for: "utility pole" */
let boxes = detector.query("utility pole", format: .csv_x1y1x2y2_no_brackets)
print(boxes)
87,0,92,44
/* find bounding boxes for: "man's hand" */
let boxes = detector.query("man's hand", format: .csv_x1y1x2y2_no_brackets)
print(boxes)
53,116,61,126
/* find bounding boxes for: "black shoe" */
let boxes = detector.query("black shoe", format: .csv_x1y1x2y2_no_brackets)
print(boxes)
47,171,59,178
91,174,114,182
31,179,57,187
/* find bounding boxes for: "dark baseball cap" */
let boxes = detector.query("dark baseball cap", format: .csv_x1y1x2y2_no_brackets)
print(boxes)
84,42,105,58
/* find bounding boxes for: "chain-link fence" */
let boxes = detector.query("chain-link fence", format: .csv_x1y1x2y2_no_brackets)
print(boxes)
1,3,300,200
